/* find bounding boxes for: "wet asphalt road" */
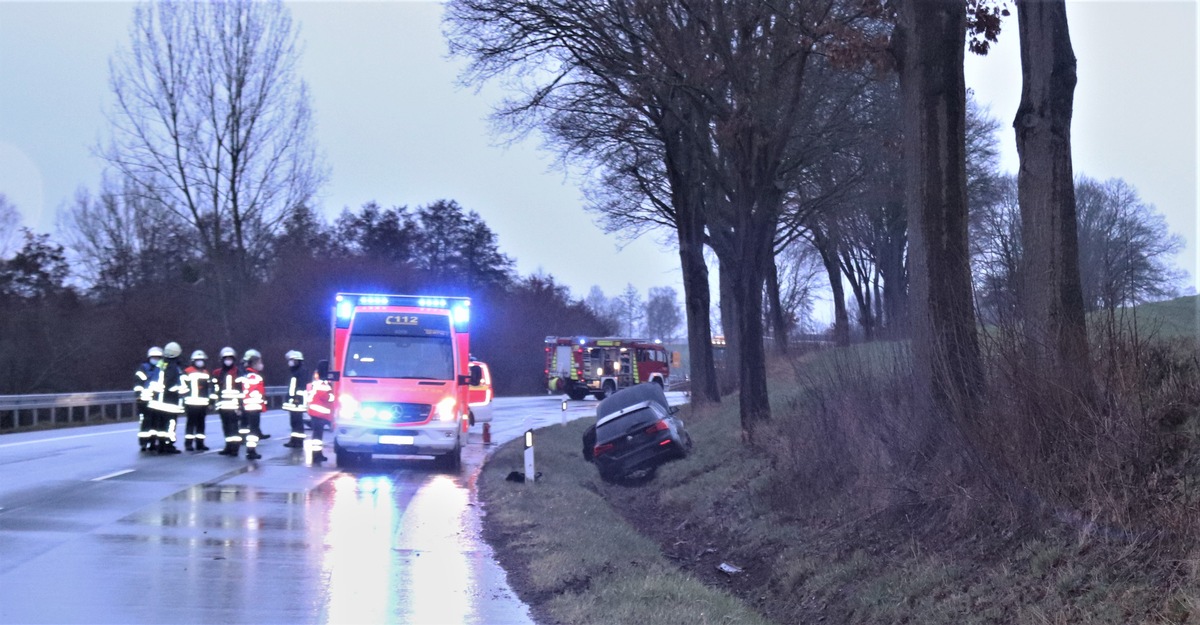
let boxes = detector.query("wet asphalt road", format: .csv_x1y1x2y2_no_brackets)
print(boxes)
0,394,631,625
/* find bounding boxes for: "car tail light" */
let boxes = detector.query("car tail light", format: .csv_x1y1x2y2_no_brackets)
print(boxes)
593,443,615,457
644,420,670,435
659,439,672,446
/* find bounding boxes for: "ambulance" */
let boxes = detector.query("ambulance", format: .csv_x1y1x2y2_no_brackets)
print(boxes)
327,293,479,470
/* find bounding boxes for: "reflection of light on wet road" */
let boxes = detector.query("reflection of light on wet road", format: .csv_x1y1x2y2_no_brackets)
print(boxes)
399,474,473,625
323,474,401,624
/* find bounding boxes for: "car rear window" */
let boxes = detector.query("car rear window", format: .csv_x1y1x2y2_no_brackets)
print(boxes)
595,403,667,443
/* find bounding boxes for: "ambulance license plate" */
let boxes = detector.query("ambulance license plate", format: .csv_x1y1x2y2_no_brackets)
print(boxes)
379,435,415,446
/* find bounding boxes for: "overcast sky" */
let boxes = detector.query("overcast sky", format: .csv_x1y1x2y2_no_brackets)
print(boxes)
0,1,1195,309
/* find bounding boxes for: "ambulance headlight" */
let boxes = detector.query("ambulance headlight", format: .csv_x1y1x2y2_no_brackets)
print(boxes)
339,394,359,419
360,406,378,420
596,367,603,376
435,397,457,421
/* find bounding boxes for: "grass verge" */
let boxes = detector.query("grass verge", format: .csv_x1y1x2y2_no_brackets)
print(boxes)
478,417,770,625
482,332,1200,624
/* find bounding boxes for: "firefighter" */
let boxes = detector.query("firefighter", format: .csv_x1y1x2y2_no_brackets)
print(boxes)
181,350,214,451
306,368,334,463
239,349,266,461
282,350,309,449
134,346,162,452
148,341,186,454
213,347,244,457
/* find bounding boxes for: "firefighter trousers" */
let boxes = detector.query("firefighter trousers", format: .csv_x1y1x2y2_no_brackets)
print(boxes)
309,416,331,461
136,400,152,449
285,409,307,447
219,409,241,454
184,405,207,448
241,410,262,449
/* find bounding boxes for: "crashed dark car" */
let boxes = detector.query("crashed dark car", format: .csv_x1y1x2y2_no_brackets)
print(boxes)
582,383,692,482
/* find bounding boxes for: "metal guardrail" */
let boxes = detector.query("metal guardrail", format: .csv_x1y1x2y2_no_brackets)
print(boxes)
0,386,288,432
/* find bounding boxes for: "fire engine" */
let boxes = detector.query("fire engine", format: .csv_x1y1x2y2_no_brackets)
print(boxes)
545,336,673,401
326,293,479,470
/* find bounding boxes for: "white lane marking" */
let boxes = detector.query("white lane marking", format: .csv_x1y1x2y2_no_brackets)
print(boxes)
91,469,135,482
0,428,137,448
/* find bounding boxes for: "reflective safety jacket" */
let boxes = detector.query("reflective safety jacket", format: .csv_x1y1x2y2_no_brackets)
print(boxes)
182,365,215,407
306,379,334,422
239,367,266,412
148,360,186,415
212,364,244,411
282,365,309,413
133,361,156,402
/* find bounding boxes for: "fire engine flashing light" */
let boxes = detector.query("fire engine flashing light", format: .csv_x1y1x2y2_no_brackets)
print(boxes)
654,339,662,344
419,297,448,308
452,304,470,324
578,338,587,345
359,295,389,306
336,300,353,321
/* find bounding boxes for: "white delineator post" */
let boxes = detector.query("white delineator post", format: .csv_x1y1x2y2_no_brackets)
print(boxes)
523,429,535,483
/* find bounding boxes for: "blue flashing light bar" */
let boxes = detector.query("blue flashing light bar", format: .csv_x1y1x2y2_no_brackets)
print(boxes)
336,300,353,320
452,304,470,325
358,295,389,306
418,297,448,308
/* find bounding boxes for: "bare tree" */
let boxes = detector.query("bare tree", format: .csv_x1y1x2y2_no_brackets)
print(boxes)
645,286,681,341
58,176,187,296
101,0,323,333
615,283,645,336
1075,177,1187,309
0,194,20,259
1013,0,1092,403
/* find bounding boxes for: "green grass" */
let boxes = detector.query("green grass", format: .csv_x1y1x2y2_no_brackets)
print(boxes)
481,303,1200,624
478,418,771,625
1112,294,1199,339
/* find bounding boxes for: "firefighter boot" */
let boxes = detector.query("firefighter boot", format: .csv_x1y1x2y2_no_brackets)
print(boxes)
196,439,210,452
246,449,262,460
312,451,328,463
218,442,238,457
184,439,194,452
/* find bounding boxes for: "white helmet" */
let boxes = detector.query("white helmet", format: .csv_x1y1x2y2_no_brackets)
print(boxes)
191,350,207,361
219,346,237,359
147,346,164,358
285,350,304,361
243,348,262,362
163,342,182,358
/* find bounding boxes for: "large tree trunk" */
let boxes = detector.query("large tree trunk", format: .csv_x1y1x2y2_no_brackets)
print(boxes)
1014,0,1093,404
897,0,983,426
766,259,789,354
677,209,720,404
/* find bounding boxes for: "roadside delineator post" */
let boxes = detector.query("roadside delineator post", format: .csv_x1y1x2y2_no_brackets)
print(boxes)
523,429,535,483
482,422,492,445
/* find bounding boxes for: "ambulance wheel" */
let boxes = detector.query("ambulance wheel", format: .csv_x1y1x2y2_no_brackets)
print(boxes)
437,445,462,472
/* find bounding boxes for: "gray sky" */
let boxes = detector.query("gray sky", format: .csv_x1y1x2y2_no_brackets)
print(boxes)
0,1,1195,308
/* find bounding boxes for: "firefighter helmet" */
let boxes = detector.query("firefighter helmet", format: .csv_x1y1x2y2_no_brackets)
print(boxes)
191,350,207,361
163,342,182,358
243,348,262,362
219,346,237,359
147,346,164,358
285,350,303,361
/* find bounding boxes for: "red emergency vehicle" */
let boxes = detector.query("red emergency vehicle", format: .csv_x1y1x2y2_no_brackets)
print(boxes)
545,336,672,401
327,293,478,470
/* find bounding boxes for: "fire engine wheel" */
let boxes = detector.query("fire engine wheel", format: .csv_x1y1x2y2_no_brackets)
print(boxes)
594,380,616,401
567,388,589,401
